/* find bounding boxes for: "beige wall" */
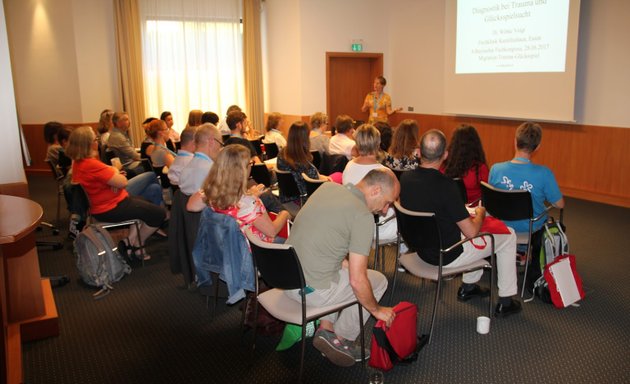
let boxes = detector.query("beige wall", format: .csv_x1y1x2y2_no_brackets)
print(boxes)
0,1,25,184
263,0,630,128
4,0,119,125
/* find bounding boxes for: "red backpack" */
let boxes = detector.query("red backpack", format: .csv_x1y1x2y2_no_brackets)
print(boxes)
369,301,423,371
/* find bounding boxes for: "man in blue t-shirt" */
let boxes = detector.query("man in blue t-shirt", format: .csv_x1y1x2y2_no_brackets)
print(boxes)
489,122,565,234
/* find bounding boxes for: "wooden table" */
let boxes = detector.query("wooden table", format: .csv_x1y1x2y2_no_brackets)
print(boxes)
1,195,59,384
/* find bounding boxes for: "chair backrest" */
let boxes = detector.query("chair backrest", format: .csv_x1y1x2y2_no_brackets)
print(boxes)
480,181,533,221
275,169,302,200
453,178,467,204
310,151,322,170
140,142,153,159
319,153,348,175
104,150,116,166
249,137,263,157
46,160,65,182
264,142,279,160
392,169,407,181
250,164,271,187
222,134,231,144
393,201,443,252
245,228,305,291
301,173,326,197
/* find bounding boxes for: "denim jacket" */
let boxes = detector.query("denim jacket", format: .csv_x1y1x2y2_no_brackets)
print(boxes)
192,207,255,304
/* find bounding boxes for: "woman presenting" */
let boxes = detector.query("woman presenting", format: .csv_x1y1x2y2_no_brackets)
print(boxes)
361,76,402,124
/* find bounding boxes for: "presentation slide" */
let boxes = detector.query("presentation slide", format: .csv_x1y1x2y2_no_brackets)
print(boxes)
456,0,570,74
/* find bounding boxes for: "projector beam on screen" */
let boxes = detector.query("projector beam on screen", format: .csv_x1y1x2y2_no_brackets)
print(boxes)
444,0,581,122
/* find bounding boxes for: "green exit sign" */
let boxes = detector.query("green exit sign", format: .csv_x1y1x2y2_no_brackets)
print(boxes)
351,43,363,52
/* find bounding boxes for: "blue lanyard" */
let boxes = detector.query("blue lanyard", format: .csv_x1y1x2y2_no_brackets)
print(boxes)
177,150,193,157
194,152,212,162
156,143,177,157
513,157,531,163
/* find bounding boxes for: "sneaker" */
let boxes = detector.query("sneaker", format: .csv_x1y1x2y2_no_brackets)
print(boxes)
312,329,356,367
347,340,370,362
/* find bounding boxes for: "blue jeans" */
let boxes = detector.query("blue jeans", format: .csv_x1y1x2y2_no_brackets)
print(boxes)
126,172,163,206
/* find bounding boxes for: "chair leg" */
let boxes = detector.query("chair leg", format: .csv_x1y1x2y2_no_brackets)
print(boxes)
358,302,365,364
520,240,532,298
389,236,401,305
427,277,441,344
298,323,307,383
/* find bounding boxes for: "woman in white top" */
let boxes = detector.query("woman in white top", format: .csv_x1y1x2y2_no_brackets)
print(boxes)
147,119,175,169
342,124,397,241
309,112,330,155
263,112,287,150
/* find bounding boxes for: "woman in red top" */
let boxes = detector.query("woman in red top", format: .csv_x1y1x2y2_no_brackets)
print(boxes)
66,126,166,259
441,125,489,204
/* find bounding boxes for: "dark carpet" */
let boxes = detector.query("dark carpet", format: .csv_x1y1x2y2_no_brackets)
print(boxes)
23,174,630,383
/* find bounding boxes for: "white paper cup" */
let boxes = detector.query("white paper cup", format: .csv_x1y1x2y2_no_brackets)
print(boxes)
111,157,122,169
476,316,490,334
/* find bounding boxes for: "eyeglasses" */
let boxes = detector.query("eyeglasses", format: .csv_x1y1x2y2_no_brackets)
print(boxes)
213,138,225,147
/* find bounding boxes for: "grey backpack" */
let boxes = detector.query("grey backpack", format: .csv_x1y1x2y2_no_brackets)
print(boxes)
74,224,132,299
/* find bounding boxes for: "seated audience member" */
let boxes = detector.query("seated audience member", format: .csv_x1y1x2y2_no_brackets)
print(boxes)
383,119,420,171
218,105,242,135
328,115,356,160
224,110,262,164
178,123,223,196
168,126,197,187
373,121,392,163
342,124,397,242
441,124,489,204
160,111,179,151
400,129,521,317
309,112,330,155
140,117,158,159
286,168,398,366
97,109,114,148
201,111,220,125
276,121,332,202
107,112,145,178
67,126,166,260
488,122,565,287
187,144,290,243
44,121,70,171
185,109,203,129
263,112,287,150
342,124,385,185
147,119,176,170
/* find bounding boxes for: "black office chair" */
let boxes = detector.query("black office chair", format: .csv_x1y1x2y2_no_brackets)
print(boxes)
319,153,348,176
245,228,365,383
310,151,322,170
249,137,263,157
301,173,327,199
250,164,272,187
453,177,468,204
391,201,495,345
480,181,556,297
263,142,279,160
275,169,306,205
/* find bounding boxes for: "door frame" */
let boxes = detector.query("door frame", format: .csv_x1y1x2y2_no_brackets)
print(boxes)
326,52,384,122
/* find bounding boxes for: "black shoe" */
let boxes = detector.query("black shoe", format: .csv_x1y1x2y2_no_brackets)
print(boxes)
457,285,490,302
494,299,522,318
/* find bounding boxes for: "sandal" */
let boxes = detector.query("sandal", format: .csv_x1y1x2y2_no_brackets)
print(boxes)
130,245,151,261
118,239,150,261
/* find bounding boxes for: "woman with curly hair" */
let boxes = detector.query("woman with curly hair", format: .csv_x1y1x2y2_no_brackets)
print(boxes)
187,144,290,242
441,124,489,204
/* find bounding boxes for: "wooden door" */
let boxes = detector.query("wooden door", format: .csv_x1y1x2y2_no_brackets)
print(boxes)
326,52,383,125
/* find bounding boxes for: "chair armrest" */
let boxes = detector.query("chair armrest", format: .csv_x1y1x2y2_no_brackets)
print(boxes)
376,213,396,226
531,204,555,224
443,231,494,254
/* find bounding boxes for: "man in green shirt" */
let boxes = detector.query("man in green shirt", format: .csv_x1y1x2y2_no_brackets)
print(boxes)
286,168,399,367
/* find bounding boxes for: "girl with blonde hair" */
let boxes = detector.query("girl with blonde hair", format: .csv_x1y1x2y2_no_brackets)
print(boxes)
187,144,290,242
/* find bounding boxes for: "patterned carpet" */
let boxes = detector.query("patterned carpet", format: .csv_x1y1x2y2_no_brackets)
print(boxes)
22,174,630,383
